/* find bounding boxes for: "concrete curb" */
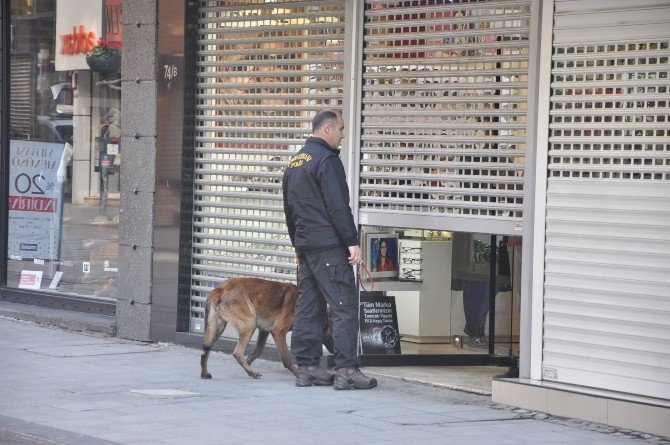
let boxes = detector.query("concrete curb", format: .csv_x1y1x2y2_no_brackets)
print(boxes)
363,369,493,396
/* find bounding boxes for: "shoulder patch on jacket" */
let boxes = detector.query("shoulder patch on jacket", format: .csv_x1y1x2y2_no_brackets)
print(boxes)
288,153,312,168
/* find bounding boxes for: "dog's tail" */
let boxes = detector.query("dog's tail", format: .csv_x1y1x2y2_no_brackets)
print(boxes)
202,286,224,349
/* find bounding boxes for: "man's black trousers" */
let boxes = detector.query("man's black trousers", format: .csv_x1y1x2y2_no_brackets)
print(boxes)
292,246,359,368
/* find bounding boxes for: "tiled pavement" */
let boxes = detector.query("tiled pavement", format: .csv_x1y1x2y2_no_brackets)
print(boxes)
0,316,663,445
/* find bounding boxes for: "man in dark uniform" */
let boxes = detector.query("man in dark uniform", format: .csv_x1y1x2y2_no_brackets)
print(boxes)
282,109,377,390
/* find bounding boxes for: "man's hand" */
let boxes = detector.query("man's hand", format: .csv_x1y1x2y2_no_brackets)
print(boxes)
347,245,362,265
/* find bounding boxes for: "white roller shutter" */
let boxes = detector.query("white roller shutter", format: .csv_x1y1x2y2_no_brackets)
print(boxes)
359,0,532,234
191,0,345,332
542,0,670,399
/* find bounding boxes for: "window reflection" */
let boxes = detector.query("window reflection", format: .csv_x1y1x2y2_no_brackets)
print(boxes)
6,1,122,299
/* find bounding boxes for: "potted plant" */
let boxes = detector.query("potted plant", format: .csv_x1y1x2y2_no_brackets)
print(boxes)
86,39,122,74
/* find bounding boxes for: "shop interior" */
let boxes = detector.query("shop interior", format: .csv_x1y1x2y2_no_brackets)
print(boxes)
358,225,521,359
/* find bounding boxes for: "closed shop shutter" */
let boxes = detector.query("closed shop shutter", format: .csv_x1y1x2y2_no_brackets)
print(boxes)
359,0,532,234
542,0,670,399
191,0,345,332
10,55,34,138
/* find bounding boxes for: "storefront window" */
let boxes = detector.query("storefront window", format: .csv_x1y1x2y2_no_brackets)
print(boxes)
6,0,122,299
359,226,520,356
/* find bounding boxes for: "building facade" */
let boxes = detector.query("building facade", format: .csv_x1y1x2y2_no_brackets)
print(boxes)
1,0,668,436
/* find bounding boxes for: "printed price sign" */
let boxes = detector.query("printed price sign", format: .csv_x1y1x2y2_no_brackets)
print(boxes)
8,140,65,260
19,270,43,290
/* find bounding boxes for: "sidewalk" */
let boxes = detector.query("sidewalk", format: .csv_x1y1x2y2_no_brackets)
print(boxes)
0,316,665,445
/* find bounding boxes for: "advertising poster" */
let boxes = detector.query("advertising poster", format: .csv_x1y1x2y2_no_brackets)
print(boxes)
365,233,399,279
8,140,65,260
359,293,401,355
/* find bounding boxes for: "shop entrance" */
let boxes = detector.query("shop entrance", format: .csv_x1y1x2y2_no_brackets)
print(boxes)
189,0,533,371
357,228,520,367
353,0,532,367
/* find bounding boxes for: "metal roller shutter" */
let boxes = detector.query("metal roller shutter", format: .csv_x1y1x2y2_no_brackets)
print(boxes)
358,0,532,234
542,0,670,399
10,55,35,139
191,0,345,332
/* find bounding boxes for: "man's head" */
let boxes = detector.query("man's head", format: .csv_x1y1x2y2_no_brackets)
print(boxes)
312,109,344,150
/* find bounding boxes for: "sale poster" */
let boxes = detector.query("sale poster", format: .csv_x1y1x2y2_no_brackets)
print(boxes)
8,140,65,260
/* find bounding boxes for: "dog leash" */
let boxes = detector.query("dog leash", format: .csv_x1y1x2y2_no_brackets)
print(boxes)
357,261,374,292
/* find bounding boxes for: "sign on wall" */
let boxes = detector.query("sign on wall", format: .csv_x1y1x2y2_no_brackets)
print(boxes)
104,0,123,45
8,140,65,260
55,0,103,71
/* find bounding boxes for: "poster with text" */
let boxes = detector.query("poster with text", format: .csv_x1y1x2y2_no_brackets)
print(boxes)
19,270,44,290
8,140,65,260
359,293,401,355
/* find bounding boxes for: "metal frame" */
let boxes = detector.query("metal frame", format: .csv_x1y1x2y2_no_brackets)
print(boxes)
343,0,365,216
360,211,522,235
176,0,199,334
518,0,549,379
527,0,554,381
150,0,191,342
1,0,9,289
488,234,497,356
0,288,116,315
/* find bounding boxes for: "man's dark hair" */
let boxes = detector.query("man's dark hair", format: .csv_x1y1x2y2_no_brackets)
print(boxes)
312,109,341,132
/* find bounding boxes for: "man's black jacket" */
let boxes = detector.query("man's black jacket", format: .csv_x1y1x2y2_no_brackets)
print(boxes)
282,137,359,254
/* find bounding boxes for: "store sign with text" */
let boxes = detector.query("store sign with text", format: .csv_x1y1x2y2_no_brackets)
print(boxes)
8,140,65,260
55,0,103,71
60,25,97,55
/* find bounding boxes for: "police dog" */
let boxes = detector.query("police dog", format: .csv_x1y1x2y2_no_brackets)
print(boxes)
200,277,334,379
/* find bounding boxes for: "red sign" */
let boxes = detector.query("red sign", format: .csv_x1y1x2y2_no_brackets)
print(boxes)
105,0,123,45
9,196,58,213
60,25,97,55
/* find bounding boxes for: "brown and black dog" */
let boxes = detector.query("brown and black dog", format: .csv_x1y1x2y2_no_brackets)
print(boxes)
200,277,334,379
